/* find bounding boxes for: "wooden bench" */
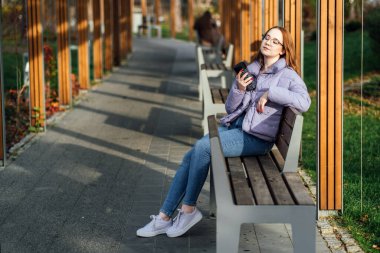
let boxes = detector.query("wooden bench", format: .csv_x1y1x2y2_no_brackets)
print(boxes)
200,67,229,134
202,43,234,68
137,16,162,38
207,107,316,253
196,45,233,101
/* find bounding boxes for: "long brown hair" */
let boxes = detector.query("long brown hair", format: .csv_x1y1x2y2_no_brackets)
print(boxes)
254,26,299,74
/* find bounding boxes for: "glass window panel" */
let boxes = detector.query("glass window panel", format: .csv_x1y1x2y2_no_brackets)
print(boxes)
1,0,30,152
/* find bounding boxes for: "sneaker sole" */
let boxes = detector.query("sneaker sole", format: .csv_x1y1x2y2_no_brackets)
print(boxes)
136,228,169,237
166,213,203,238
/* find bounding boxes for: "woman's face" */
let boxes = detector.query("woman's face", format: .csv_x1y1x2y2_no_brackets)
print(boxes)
260,28,284,59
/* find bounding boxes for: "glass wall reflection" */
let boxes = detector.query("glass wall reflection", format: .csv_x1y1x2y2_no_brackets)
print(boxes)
343,0,380,251
1,0,30,151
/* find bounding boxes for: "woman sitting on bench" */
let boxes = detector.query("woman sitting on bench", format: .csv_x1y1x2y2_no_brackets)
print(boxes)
136,26,311,238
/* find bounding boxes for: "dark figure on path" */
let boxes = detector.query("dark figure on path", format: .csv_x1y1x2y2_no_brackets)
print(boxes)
193,10,222,47
136,26,311,238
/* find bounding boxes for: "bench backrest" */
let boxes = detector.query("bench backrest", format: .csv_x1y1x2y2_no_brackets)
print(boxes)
223,43,234,68
273,107,303,172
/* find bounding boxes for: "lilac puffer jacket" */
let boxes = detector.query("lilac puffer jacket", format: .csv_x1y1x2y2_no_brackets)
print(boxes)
220,58,311,142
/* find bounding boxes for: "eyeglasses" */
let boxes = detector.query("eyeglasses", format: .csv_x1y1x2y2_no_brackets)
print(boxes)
262,34,283,47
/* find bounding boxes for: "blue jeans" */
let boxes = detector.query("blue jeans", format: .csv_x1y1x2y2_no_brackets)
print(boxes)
160,115,274,217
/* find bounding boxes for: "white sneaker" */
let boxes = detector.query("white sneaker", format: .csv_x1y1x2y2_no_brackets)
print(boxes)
166,208,203,237
136,215,172,237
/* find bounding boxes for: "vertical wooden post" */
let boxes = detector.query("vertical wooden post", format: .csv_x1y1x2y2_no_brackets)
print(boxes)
141,0,147,35
251,0,262,60
120,1,128,59
154,0,161,25
232,1,242,64
104,0,113,71
93,0,103,79
77,0,90,89
113,0,120,66
126,0,133,54
57,0,72,105
27,0,46,128
188,0,194,41
222,1,232,44
284,0,302,74
0,5,5,164
170,0,176,38
318,0,343,211
241,0,250,62
264,0,278,31
141,0,147,21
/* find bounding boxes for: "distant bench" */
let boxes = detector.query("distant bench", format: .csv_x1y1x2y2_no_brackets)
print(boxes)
207,107,316,253
196,45,233,101
200,67,229,134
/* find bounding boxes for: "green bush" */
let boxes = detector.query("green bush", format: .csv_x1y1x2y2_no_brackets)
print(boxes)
365,7,380,54
345,20,362,32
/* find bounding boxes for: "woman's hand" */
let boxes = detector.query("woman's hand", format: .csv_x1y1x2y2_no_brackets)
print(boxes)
256,91,269,113
236,70,253,91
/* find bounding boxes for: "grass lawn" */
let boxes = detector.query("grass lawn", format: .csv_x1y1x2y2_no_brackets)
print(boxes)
302,30,380,252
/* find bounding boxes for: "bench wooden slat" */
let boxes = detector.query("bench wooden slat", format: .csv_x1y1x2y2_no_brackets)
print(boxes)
278,119,293,145
243,157,274,205
270,148,285,171
220,88,229,103
211,88,224,104
276,135,289,162
227,157,254,205
257,155,295,205
283,107,298,127
282,172,315,205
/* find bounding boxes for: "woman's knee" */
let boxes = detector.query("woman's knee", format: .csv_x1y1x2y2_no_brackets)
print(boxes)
193,137,211,154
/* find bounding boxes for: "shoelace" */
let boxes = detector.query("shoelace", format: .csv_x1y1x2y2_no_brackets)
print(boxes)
149,215,159,229
172,209,184,228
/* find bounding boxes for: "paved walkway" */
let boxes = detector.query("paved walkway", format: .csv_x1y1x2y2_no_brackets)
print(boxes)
0,38,331,252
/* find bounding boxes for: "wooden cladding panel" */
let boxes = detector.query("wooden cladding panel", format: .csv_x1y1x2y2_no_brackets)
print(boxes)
141,0,147,18
318,0,343,210
93,0,103,79
232,1,241,65
126,0,133,53
170,0,176,38
120,0,128,58
154,0,161,25
104,0,113,70
251,0,262,60
77,0,90,89
264,0,278,32
221,1,229,44
188,0,194,41
241,0,250,62
57,0,71,105
284,0,302,74
113,0,120,66
27,0,46,127
335,0,343,210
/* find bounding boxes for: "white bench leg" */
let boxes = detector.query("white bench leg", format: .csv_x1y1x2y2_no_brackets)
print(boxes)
209,169,216,217
292,207,316,253
216,219,240,253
